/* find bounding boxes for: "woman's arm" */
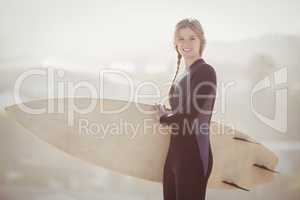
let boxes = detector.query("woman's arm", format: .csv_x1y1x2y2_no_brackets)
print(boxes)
160,64,217,126
159,112,189,125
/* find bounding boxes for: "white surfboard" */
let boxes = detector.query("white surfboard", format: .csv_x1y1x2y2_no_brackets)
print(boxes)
5,97,279,190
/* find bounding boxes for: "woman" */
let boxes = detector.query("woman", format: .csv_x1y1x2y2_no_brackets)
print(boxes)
154,18,217,200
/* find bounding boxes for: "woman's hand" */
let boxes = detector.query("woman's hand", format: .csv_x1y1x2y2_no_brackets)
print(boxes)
154,103,170,119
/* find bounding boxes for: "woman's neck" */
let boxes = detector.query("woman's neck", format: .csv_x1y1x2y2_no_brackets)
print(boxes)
184,56,202,70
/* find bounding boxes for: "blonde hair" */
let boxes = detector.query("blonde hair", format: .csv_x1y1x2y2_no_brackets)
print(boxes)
169,18,206,95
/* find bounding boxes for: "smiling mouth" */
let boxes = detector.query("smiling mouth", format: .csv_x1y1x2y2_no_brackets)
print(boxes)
182,48,192,52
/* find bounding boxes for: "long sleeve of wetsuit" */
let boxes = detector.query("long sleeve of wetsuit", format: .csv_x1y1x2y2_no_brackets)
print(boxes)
159,64,216,126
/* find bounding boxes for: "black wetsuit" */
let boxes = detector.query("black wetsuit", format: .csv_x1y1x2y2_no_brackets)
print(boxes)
160,58,217,200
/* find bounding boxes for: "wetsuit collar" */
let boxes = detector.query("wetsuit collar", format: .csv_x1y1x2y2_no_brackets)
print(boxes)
187,58,205,71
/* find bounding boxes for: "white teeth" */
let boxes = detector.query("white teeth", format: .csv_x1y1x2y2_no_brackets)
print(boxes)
183,48,192,52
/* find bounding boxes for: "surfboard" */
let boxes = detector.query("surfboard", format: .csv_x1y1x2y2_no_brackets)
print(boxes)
5,97,279,190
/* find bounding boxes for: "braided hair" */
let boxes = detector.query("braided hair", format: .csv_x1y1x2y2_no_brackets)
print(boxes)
168,49,182,98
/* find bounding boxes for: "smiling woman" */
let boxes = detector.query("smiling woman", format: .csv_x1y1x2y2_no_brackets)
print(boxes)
155,18,216,200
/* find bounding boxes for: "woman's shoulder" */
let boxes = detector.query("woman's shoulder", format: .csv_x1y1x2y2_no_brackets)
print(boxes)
192,61,216,80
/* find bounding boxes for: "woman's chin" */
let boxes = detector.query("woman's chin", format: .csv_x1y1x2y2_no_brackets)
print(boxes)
182,54,197,60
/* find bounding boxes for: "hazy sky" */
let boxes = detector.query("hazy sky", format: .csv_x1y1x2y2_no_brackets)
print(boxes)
0,0,299,64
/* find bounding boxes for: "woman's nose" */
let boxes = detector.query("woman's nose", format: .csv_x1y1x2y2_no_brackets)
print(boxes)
182,43,192,48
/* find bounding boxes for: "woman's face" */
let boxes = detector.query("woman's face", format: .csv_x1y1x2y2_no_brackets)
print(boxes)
175,27,201,60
